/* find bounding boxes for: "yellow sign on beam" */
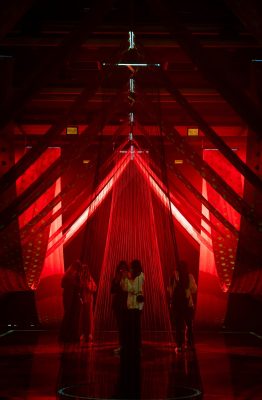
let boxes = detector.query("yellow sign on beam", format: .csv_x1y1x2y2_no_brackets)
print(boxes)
66,126,78,135
187,128,199,136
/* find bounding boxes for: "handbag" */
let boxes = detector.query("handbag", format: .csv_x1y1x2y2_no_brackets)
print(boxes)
135,274,144,303
136,293,144,303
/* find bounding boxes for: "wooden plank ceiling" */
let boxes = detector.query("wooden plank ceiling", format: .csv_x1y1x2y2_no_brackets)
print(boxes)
0,0,262,142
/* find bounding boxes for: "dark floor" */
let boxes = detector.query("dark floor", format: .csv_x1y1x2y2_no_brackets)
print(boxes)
0,329,261,399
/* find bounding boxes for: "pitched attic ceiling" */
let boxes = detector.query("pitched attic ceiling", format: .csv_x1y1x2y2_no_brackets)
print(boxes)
0,0,262,130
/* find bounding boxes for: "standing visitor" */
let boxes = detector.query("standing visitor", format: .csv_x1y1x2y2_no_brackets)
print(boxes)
168,260,197,351
60,260,82,343
79,263,97,345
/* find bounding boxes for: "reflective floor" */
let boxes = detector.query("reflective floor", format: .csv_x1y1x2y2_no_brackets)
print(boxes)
0,329,261,399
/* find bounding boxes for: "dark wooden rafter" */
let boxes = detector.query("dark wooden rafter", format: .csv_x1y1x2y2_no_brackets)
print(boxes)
0,74,101,197
226,0,262,44
0,0,36,41
19,129,128,240
0,137,128,263
0,157,60,228
0,88,130,228
148,0,262,138
156,69,262,192
170,165,239,236
135,88,260,229
136,120,261,260
0,0,116,129
41,141,128,239
134,120,239,237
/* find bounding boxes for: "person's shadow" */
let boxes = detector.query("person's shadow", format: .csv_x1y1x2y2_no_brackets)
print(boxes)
114,347,141,399
167,348,203,399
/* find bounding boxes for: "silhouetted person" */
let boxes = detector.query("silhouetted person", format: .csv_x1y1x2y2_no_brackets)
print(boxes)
59,260,82,342
168,260,197,351
122,259,145,354
79,263,97,345
111,260,129,353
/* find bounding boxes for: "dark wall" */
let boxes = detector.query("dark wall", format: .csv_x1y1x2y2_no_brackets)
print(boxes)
224,293,262,334
0,291,39,329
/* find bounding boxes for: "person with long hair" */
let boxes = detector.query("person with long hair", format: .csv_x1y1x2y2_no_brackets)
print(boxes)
168,260,197,352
